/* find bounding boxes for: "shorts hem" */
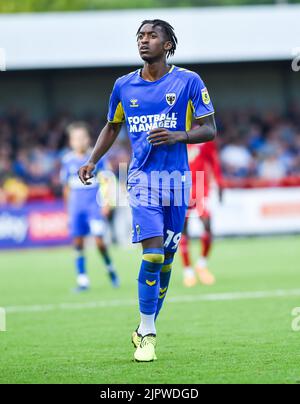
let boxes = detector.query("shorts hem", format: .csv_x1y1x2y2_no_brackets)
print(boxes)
132,232,164,244
71,233,89,238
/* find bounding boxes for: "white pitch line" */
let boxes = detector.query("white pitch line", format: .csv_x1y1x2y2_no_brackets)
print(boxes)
4,289,300,315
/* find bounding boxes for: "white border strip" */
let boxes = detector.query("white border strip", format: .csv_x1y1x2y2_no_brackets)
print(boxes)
0,48,6,71
0,308,6,331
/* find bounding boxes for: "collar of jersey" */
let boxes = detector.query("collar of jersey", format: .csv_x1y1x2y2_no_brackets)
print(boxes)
137,65,175,85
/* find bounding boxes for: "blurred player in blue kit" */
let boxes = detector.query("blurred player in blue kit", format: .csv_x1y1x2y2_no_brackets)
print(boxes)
79,20,217,361
61,122,120,292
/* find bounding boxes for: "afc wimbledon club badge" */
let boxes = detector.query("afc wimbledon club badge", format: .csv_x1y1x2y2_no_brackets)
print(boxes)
201,88,211,105
166,93,177,106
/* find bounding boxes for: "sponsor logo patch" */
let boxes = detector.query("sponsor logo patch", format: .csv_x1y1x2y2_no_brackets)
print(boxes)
201,88,211,105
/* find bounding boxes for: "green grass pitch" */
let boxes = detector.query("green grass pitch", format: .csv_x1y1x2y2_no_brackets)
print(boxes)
0,236,300,384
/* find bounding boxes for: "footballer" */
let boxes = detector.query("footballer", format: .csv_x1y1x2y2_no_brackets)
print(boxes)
180,137,224,287
61,122,120,291
79,20,216,362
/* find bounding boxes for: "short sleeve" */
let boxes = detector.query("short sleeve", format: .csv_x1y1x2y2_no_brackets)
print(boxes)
190,74,214,119
107,80,125,123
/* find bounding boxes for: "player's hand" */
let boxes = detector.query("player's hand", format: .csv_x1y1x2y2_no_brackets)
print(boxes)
78,163,95,185
147,128,185,147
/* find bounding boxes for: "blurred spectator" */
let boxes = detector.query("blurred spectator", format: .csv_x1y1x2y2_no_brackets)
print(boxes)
2,177,29,206
221,134,255,178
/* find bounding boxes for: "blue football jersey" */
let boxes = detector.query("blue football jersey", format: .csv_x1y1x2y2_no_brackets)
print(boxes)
61,151,105,212
107,65,214,189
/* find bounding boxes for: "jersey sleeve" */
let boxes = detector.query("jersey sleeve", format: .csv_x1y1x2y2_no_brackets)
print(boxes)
107,79,125,124
190,74,215,119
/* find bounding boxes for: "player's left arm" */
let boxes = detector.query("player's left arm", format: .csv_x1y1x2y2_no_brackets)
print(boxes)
148,114,216,146
187,114,217,144
149,73,216,146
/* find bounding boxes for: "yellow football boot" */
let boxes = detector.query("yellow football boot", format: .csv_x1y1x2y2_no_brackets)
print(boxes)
131,329,142,349
134,334,157,362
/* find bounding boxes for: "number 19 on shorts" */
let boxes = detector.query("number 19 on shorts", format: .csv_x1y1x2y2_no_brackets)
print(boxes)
164,230,182,250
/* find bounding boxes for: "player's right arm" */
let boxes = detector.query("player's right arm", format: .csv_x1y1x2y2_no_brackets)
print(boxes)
60,156,71,201
79,79,124,185
78,122,122,185
63,185,70,204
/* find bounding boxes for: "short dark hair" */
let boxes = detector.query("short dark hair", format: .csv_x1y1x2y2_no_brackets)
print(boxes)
136,19,178,58
66,122,92,137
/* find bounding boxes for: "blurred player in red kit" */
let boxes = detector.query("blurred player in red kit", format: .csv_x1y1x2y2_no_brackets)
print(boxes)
180,135,224,287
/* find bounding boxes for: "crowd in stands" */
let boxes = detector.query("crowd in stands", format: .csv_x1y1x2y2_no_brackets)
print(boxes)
1,103,300,205
218,103,300,183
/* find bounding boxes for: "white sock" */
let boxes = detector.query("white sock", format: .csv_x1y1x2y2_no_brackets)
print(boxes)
184,267,195,278
138,313,156,337
77,274,90,287
198,257,208,270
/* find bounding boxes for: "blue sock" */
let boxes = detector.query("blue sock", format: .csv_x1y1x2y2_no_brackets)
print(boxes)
138,248,165,315
155,256,174,320
75,247,86,275
100,250,112,267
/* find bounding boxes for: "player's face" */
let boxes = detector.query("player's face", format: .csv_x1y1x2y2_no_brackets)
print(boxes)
137,24,172,62
69,129,90,154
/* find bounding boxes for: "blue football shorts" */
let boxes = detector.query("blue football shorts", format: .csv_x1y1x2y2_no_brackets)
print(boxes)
128,185,190,253
69,205,106,238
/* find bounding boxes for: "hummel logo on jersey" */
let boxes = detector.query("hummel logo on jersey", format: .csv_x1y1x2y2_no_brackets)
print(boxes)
130,99,139,108
166,93,176,106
